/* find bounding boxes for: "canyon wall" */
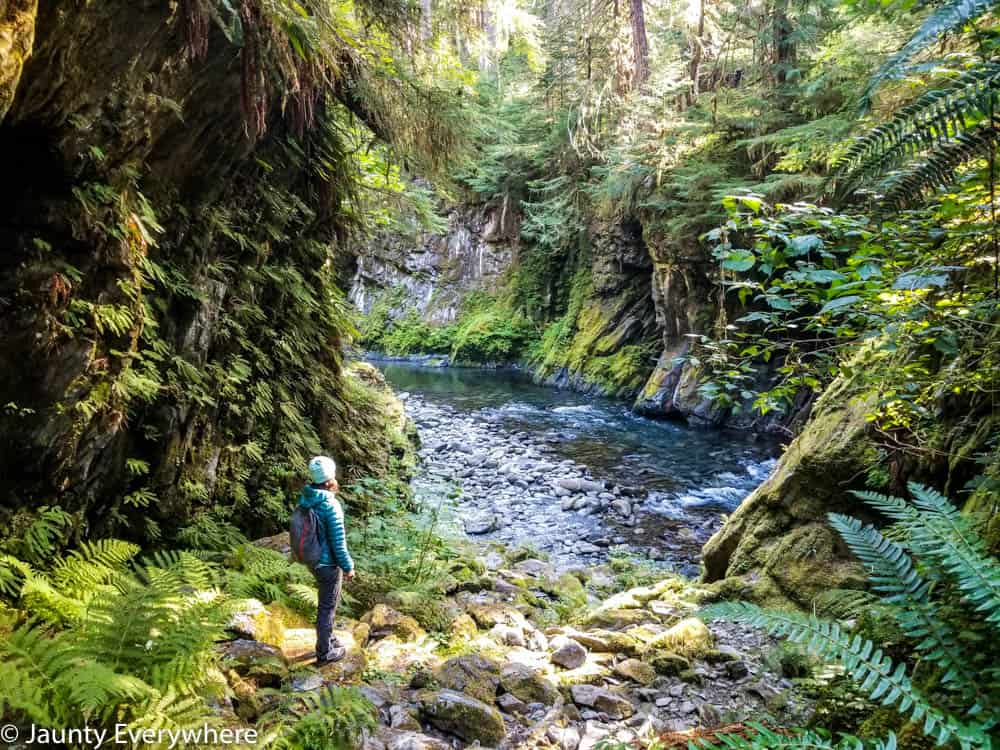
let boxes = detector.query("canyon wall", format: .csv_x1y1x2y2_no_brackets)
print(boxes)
0,0,410,541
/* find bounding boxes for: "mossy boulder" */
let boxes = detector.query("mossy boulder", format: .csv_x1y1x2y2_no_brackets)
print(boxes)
701,384,873,608
612,658,656,685
218,639,288,687
416,689,506,745
363,604,426,641
646,650,690,676
499,662,560,705
434,654,501,704
644,617,712,659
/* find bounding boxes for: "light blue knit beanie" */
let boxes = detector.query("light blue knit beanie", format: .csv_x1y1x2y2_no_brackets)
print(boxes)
308,455,337,484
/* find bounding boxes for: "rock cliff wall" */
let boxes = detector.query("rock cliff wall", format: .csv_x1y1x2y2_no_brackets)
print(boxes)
0,0,412,540
350,204,517,325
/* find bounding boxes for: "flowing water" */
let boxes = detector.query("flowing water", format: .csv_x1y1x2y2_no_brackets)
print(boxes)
376,362,779,571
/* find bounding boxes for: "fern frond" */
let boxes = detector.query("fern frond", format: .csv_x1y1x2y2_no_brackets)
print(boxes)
811,588,882,619
879,124,1000,207
836,63,1000,196
828,513,991,712
853,486,1000,633
862,0,1000,108
691,724,899,750
701,602,989,749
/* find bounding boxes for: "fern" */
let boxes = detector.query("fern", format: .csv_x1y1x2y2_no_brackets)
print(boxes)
684,723,900,750
0,540,230,731
837,63,1000,196
704,484,1000,749
862,0,1000,108
828,514,989,712
852,483,1000,632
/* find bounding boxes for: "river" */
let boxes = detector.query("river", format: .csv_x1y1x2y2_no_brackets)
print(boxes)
376,362,778,575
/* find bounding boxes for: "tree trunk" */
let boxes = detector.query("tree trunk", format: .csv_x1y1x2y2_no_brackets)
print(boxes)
772,0,795,85
687,0,705,105
421,0,432,41
629,0,649,88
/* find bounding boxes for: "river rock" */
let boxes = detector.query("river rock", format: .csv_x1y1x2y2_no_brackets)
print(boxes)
569,685,634,720
612,658,656,685
416,689,506,745
464,513,498,534
362,604,426,641
550,635,588,669
378,728,451,750
546,724,582,750
434,654,500,703
500,662,560,705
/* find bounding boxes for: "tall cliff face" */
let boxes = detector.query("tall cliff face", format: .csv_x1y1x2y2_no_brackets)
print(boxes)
350,204,516,325
0,0,411,541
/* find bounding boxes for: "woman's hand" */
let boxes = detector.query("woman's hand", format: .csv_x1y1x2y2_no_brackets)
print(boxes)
345,569,356,581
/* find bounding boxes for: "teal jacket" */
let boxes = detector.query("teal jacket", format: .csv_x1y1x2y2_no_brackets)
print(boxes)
298,486,354,572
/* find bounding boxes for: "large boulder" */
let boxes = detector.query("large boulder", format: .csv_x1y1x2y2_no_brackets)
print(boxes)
500,662,560,705
434,654,500,704
702,384,872,608
416,689,506,745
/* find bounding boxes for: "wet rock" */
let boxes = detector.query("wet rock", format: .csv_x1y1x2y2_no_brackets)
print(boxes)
500,662,559,705
416,689,506,745
362,604,426,641
612,658,656,685
569,685,635,720
725,660,750,679
434,654,500,704
550,635,588,669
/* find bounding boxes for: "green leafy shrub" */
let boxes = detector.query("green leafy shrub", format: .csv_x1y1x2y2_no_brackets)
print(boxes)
701,484,1000,750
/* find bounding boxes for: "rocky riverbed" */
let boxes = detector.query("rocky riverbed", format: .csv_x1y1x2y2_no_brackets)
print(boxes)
224,534,818,750
405,392,754,575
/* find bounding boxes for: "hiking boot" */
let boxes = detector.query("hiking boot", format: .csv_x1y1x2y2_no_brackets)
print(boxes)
316,644,346,666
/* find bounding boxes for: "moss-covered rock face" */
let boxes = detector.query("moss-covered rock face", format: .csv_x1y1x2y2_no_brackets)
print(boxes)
701,380,873,608
0,1,417,541
0,0,36,119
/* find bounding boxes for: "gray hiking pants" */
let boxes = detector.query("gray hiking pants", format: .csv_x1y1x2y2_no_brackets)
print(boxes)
314,565,343,660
